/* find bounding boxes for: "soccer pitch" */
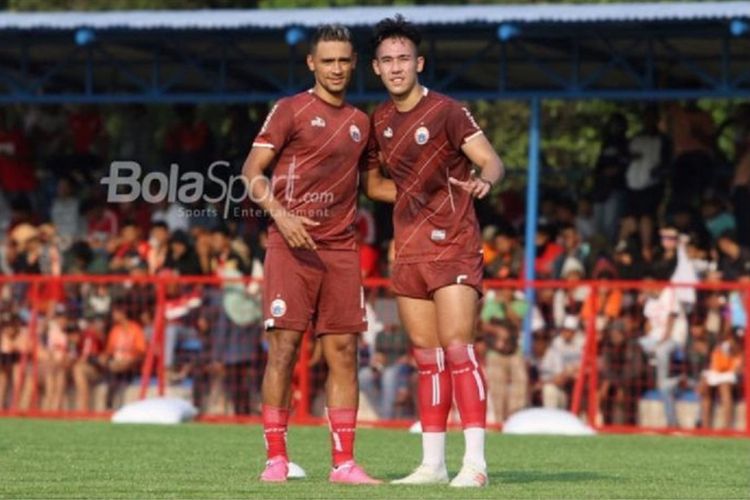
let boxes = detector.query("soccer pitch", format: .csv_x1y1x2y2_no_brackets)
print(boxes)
1,419,748,499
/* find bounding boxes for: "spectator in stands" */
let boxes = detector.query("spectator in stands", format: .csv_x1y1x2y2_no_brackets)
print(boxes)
640,273,688,428
482,319,527,422
82,199,119,244
552,257,588,328
193,228,214,275
49,176,81,250
581,259,622,332
575,196,596,242
42,306,72,411
699,331,744,429
358,327,413,420
553,224,591,279
701,195,736,243
684,313,713,417
592,113,629,241
485,224,522,280
540,315,584,409
621,106,671,257
599,318,648,425
534,223,563,279
163,230,203,276
103,302,147,409
209,226,248,275
728,269,749,335
613,238,647,281
666,101,716,207
716,231,750,281
0,312,23,409
207,226,261,415
146,221,169,274
108,221,148,275
528,331,550,407
71,314,107,411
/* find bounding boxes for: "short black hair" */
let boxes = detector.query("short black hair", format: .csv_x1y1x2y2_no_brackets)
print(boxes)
371,14,421,54
309,24,353,53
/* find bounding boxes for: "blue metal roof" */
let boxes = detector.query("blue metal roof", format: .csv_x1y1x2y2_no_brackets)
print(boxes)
0,2,747,31
0,3,747,103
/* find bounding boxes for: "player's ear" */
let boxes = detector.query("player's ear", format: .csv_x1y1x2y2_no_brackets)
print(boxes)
306,53,315,72
416,56,425,74
372,58,381,76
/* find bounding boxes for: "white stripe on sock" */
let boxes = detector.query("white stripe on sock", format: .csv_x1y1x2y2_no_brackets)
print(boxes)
472,369,486,401
332,431,343,452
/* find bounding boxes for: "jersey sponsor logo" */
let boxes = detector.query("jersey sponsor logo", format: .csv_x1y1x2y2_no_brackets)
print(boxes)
349,124,362,142
264,318,275,329
456,274,468,284
383,127,393,138
311,116,326,128
431,229,446,241
415,126,430,145
270,298,287,318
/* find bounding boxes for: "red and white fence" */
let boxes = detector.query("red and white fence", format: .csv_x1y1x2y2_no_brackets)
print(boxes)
0,274,747,437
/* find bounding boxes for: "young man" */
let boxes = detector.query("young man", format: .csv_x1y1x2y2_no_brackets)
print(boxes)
365,16,505,488
242,24,393,484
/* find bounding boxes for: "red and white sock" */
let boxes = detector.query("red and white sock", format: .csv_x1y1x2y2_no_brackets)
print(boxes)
262,404,289,461
327,407,357,467
414,347,452,469
446,343,487,467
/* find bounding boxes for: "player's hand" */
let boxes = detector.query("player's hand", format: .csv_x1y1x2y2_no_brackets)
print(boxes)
449,172,492,199
274,211,319,250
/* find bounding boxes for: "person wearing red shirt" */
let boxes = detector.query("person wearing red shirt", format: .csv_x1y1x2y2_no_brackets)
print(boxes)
242,24,394,484
365,16,504,487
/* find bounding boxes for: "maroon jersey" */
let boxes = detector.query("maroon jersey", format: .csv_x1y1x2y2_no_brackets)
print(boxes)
366,89,484,263
253,90,370,250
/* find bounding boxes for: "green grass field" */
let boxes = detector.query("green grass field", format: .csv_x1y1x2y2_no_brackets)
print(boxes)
1,418,749,499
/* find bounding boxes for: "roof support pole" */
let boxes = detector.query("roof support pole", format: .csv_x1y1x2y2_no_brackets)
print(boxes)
522,96,541,357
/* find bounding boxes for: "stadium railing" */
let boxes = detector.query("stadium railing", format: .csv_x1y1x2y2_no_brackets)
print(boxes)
0,274,747,437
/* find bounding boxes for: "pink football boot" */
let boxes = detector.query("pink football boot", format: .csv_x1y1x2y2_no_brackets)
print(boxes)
328,461,382,485
260,457,288,483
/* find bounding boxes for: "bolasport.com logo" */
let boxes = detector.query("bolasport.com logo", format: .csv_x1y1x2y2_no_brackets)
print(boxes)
100,161,333,219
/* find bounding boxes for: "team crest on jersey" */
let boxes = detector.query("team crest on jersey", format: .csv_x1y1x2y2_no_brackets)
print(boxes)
311,116,326,128
415,126,430,145
270,298,287,318
383,127,393,138
349,124,362,142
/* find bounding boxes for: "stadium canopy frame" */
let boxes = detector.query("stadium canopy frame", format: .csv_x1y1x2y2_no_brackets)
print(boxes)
1,2,748,351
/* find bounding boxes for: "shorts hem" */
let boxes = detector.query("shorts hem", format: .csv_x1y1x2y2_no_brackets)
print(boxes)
391,289,431,300
315,323,368,336
427,281,484,299
264,319,309,332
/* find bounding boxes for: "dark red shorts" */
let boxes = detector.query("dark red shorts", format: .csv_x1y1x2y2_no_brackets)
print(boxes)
263,246,367,335
390,254,484,300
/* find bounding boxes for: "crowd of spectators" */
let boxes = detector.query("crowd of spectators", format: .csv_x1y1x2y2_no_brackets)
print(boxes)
0,101,748,429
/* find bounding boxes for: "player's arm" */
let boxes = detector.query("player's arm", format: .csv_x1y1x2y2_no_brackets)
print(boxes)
241,147,319,250
361,165,396,203
449,134,505,200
